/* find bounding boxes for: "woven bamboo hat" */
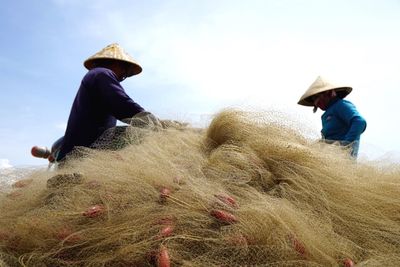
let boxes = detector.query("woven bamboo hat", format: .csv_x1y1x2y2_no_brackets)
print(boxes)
83,43,142,77
298,76,352,106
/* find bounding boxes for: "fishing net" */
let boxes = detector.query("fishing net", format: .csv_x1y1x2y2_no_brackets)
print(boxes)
1,109,400,267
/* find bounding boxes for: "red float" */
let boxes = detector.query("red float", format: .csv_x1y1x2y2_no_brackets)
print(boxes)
12,179,33,188
214,194,238,208
7,191,22,199
157,246,171,267
159,225,174,238
289,234,306,256
56,227,81,244
159,187,171,202
343,258,355,267
0,230,10,241
82,204,105,218
210,209,238,224
156,216,175,226
226,233,248,246
85,180,102,189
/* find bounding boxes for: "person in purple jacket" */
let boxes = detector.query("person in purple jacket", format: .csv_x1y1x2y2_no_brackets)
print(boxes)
56,43,153,162
298,76,367,158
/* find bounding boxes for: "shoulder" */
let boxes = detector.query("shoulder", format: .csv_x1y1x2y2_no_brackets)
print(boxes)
341,99,356,107
84,67,117,80
335,99,363,119
330,99,355,110
82,67,119,86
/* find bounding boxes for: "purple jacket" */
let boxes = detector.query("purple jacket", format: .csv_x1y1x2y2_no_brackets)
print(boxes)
57,67,145,160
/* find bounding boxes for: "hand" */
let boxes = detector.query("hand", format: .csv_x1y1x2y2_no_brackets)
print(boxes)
160,119,189,129
127,111,163,128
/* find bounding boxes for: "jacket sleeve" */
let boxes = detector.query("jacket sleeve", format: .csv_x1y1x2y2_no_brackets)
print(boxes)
95,71,145,120
336,101,367,142
346,116,367,142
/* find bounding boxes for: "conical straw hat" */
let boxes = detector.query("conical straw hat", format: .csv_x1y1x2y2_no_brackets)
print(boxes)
297,76,352,106
83,43,142,77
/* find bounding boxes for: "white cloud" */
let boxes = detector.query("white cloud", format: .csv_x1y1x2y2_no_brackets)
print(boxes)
0,159,12,169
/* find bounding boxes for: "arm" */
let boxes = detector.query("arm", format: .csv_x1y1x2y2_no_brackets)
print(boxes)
336,101,367,143
344,116,367,142
96,70,145,120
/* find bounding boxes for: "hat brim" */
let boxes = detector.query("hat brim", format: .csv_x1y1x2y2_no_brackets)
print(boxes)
298,87,352,106
84,58,142,77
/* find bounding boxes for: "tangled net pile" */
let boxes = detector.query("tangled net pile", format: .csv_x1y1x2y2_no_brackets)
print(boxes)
1,109,400,267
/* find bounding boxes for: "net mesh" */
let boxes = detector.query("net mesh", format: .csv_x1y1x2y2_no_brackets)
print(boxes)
1,109,400,266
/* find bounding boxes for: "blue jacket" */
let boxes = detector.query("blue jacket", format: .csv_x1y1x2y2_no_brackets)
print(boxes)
57,67,145,160
321,98,366,157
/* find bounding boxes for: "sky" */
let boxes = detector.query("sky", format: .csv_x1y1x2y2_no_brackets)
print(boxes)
1,0,400,168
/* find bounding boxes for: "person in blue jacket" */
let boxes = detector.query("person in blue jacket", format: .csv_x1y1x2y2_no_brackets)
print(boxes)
57,43,155,162
298,76,367,158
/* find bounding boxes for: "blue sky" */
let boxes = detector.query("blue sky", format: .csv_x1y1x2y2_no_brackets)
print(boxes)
1,0,400,167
